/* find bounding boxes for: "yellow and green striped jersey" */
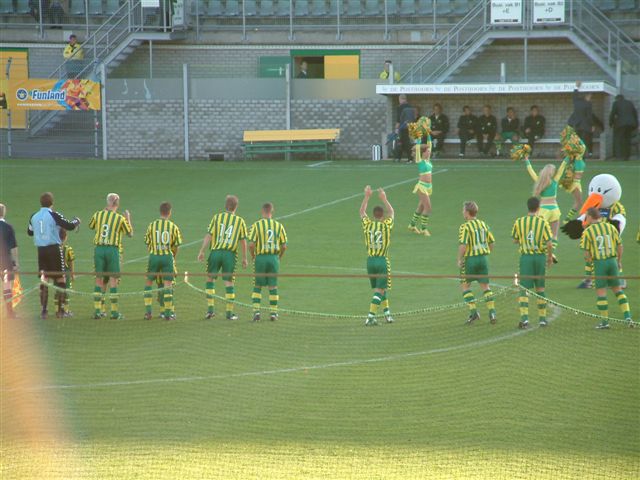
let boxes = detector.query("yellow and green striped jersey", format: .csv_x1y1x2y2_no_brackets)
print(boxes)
459,219,495,257
207,212,248,253
249,218,287,255
88,210,132,248
144,218,183,255
362,216,393,257
511,215,553,255
609,202,626,217
63,244,75,268
580,220,621,260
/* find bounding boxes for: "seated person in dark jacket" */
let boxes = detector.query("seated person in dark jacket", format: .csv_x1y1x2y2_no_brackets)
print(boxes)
478,105,497,156
457,105,478,158
429,103,449,158
523,105,545,154
496,106,520,156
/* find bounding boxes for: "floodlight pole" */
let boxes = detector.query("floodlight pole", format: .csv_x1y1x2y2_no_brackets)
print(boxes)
5,57,12,158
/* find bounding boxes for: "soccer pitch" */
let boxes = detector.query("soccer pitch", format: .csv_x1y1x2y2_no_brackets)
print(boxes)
1,159,639,479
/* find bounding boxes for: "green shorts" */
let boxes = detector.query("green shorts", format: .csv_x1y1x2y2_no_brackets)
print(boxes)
461,255,489,284
254,254,279,287
94,245,120,276
147,254,175,282
519,254,546,289
593,257,621,289
367,256,390,290
207,249,237,282
499,131,519,142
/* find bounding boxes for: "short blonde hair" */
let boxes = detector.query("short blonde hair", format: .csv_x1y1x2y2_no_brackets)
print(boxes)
0,203,5,218
463,201,478,216
106,193,120,207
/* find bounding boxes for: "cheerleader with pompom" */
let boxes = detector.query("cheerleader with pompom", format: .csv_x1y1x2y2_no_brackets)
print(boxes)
407,117,434,237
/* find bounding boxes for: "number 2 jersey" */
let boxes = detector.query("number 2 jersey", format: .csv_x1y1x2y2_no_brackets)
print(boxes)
249,218,287,255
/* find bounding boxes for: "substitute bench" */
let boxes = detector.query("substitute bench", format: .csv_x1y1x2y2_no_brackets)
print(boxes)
243,129,340,160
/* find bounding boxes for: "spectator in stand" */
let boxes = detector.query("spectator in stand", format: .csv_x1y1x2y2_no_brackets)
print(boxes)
609,94,638,161
28,0,44,23
496,107,520,157
569,80,597,157
457,105,478,158
429,103,449,159
379,60,401,83
49,0,64,28
523,105,546,156
297,61,309,79
63,34,84,78
478,105,497,157
395,95,417,163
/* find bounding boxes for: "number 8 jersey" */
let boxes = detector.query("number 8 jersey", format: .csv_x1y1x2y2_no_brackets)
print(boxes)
88,209,132,248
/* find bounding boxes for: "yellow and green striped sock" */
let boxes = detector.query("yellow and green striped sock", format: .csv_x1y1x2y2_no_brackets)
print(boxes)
410,212,420,227
597,296,608,317
269,288,279,314
144,285,153,314
369,292,383,317
537,291,547,321
163,288,173,317
225,285,235,315
519,292,529,321
616,291,631,320
93,286,103,315
463,290,477,314
483,290,496,315
381,296,390,315
206,281,215,313
420,215,429,230
564,208,577,222
252,287,262,312
109,287,118,315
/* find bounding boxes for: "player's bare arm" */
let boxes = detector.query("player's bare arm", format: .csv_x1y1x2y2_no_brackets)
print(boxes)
617,244,623,270
125,210,133,236
378,188,394,219
241,239,248,268
249,242,256,260
279,243,287,259
360,185,372,218
457,245,467,268
546,241,554,267
197,233,212,262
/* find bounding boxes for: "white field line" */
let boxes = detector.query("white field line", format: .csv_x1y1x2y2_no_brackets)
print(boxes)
122,169,448,265
307,160,333,168
2,305,558,394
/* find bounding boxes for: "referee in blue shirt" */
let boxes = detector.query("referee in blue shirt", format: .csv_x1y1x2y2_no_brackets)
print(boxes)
28,192,80,319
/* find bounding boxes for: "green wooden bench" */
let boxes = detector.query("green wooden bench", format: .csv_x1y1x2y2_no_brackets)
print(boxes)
243,129,340,160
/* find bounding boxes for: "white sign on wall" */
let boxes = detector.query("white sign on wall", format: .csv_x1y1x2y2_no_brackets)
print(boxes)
375,82,616,96
490,1,523,24
533,0,565,24
141,0,159,7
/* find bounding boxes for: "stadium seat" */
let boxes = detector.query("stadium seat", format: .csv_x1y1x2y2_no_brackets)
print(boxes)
418,0,433,15
0,0,15,13
617,0,636,11
88,0,103,14
295,0,309,15
399,0,415,15
436,0,452,15
104,0,120,14
453,0,470,15
364,0,380,15
244,0,257,15
345,0,362,16
275,0,290,15
309,0,328,15
259,0,274,15
224,0,240,15
71,0,86,15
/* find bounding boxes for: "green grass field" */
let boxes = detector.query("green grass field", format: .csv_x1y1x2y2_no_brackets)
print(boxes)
1,159,639,479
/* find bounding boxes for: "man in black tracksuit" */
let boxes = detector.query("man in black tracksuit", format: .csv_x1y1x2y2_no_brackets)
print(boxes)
478,105,497,157
429,103,449,159
609,94,638,161
457,105,478,158
395,94,417,162
523,105,546,155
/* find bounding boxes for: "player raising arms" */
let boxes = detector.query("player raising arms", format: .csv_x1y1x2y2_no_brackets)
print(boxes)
88,193,133,320
580,208,632,329
249,203,287,322
512,197,554,329
523,155,568,262
198,195,248,321
457,201,497,325
144,202,183,321
408,117,434,236
360,186,394,326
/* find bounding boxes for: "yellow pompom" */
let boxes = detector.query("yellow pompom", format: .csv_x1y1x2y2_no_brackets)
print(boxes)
510,143,531,161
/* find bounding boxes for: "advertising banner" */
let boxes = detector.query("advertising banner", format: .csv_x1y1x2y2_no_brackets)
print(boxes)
533,0,565,24
490,1,523,24
8,78,101,111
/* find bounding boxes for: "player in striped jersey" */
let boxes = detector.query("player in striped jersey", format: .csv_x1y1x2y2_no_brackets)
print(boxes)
580,208,632,329
248,203,287,322
59,228,75,317
360,185,394,326
198,195,248,321
143,202,183,321
88,193,133,320
457,201,497,325
511,197,554,329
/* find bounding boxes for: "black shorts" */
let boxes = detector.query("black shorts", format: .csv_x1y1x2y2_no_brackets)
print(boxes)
38,245,65,279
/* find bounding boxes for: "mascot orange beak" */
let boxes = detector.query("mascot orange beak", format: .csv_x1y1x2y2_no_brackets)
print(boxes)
579,192,603,225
